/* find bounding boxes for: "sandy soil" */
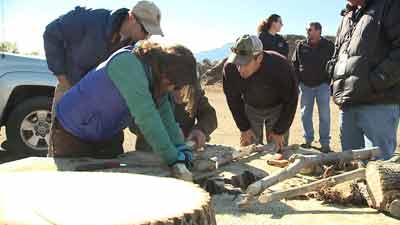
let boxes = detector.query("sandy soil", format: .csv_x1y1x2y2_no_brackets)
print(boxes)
0,84,399,225
202,85,400,225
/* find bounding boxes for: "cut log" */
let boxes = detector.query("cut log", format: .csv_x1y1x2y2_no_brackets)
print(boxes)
366,160,400,216
258,168,366,204
238,147,380,208
0,172,216,225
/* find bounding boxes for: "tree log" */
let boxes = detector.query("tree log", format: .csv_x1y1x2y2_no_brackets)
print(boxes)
0,172,217,225
366,160,400,216
238,147,380,208
258,168,366,204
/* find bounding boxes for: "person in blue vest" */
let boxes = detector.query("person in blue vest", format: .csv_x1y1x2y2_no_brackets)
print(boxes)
44,1,164,155
51,41,197,180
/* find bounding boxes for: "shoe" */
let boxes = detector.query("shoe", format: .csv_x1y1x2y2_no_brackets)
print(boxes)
300,142,312,149
321,145,332,153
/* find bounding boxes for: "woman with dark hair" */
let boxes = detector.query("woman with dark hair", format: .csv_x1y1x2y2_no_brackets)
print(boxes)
132,44,218,151
50,41,197,180
257,14,289,57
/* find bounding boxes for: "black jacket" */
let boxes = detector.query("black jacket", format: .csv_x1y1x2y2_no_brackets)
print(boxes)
223,51,298,135
43,7,132,85
258,31,289,57
331,0,400,106
174,82,217,140
292,38,335,87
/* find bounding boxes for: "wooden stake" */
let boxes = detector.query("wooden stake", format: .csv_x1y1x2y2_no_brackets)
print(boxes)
238,147,381,208
258,168,366,203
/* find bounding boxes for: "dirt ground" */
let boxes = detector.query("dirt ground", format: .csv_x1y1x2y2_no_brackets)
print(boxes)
0,84,399,225
201,85,400,225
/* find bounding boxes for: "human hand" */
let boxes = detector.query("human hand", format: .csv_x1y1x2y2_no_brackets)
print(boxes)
240,129,256,147
187,129,206,150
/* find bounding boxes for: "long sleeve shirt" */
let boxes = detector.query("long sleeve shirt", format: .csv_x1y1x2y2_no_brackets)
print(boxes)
223,51,298,135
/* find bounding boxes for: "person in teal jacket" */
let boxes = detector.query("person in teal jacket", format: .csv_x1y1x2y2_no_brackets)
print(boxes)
51,41,197,179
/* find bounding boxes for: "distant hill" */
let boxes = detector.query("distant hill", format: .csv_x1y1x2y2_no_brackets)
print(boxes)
198,34,337,85
195,43,233,62
194,35,336,62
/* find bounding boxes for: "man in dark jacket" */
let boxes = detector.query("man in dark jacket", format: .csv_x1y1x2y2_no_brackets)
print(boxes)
328,0,400,160
292,22,334,152
43,1,164,156
223,34,298,150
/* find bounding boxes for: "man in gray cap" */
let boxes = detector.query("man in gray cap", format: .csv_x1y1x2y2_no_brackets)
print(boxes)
223,34,298,150
43,1,163,156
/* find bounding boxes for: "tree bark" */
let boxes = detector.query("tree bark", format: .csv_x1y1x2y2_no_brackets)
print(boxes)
366,161,400,217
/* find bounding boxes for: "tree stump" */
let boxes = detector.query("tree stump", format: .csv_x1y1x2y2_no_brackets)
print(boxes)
0,172,216,225
366,161,400,218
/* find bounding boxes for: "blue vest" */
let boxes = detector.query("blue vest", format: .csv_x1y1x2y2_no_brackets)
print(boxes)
56,47,144,141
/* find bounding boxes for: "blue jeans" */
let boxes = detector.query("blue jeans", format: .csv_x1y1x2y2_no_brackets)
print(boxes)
339,104,400,160
299,83,331,146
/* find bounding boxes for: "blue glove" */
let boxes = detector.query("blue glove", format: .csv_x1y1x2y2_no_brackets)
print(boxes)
172,144,193,170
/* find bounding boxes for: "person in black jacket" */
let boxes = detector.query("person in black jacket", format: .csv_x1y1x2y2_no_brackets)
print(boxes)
43,1,164,155
328,0,400,160
257,14,289,57
223,34,298,150
292,22,334,152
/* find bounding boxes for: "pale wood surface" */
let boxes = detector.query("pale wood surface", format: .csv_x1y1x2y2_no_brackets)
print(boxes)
0,172,216,225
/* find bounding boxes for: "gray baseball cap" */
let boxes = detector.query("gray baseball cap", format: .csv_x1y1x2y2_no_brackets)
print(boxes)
132,1,164,36
227,34,263,65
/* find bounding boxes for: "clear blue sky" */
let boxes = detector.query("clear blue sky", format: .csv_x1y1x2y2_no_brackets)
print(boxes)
0,0,345,54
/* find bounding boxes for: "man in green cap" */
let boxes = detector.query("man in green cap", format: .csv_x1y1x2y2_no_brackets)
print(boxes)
223,34,298,150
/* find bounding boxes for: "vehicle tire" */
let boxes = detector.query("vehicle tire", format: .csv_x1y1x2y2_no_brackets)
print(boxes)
6,96,53,156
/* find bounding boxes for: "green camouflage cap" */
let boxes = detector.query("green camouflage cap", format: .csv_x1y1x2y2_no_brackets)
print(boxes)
227,34,263,65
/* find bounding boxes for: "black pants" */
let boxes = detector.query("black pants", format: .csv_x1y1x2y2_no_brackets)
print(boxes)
50,119,124,159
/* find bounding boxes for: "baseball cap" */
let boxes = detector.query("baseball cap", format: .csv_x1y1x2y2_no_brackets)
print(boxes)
132,1,164,36
227,34,263,65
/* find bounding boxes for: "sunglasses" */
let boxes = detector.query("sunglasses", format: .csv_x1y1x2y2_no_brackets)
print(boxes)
231,47,253,56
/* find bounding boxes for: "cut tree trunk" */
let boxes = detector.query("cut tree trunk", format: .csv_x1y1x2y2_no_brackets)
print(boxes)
0,172,217,225
238,147,381,208
366,161,400,218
